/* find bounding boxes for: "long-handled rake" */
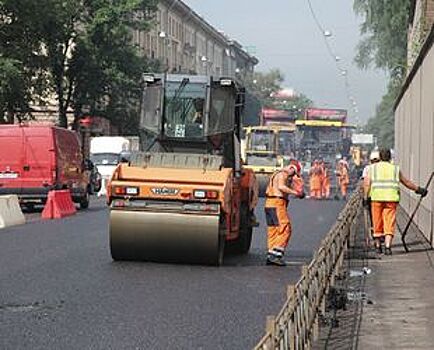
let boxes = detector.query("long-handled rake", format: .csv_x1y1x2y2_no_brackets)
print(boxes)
401,171,434,252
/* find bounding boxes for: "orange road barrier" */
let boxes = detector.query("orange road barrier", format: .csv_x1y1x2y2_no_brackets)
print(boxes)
42,190,77,219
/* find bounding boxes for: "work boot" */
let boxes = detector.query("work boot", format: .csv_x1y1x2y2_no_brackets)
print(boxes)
266,255,288,266
385,247,392,256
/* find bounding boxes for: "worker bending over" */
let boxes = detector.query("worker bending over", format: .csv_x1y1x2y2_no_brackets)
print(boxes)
265,164,305,266
364,149,428,255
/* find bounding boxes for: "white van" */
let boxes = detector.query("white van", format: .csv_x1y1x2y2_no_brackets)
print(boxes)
90,137,131,196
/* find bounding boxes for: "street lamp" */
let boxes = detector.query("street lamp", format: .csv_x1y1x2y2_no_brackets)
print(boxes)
201,56,208,75
323,30,332,37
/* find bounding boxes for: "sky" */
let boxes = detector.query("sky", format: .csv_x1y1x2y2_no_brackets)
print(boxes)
183,0,388,124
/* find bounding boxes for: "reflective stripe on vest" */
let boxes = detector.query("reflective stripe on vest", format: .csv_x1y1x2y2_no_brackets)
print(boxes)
370,162,400,202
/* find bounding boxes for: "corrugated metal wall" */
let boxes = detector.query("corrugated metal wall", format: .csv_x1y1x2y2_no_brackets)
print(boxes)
395,43,434,245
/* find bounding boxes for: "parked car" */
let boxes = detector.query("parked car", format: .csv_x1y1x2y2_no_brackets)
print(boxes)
84,159,102,194
0,125,90,209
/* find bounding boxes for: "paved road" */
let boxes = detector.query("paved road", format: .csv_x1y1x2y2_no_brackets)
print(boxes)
0,197,344,350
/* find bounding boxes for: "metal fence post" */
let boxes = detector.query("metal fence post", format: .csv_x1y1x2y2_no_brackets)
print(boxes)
266,315,276,347
253,192,363,350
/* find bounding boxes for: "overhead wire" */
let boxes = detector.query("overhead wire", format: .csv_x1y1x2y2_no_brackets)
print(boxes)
306,0,360,124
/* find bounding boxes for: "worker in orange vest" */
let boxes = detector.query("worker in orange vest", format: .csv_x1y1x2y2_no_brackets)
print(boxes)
265,164,305,266
336,160,350,200
320,160,331,199
309,160,322,199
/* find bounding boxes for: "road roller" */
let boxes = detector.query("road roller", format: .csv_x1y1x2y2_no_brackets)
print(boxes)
108,74,258,265
243,125,296,196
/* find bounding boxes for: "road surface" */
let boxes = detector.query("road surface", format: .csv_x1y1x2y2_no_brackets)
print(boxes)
0,197,344,350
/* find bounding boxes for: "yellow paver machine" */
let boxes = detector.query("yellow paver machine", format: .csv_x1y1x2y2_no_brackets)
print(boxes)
108,74,258,265
243,125,296,196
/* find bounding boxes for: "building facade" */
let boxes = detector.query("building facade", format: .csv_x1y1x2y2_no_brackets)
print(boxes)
131,0,258,77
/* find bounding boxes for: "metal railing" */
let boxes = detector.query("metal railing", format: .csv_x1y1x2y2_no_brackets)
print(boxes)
254,191,362,350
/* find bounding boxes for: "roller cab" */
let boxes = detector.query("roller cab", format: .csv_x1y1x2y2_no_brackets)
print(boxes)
108,74,258,265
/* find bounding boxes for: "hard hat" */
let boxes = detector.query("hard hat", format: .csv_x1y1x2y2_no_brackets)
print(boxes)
370,151,380,161
288,162,301,175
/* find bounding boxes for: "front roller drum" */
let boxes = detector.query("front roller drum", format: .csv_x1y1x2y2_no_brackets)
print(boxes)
110,210,224,265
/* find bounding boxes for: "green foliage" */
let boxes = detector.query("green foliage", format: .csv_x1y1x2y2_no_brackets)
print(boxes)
364,82,401,149
242,69,313,119
244,69,284,106
0,58,30,123
0,0,157,129
353,0,411,147
353,0,410,79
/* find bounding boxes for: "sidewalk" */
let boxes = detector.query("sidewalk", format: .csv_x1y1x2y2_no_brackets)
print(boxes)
314,208,434,350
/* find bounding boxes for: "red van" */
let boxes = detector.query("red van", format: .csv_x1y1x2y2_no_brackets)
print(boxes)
0,125,90,209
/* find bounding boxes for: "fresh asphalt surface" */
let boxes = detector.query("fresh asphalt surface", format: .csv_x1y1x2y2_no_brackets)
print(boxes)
0,197,344,350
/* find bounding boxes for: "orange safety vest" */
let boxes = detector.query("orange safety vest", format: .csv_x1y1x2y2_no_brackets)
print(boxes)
266,170,290,200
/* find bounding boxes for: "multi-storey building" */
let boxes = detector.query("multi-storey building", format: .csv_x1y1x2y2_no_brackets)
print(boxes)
132,0,258,77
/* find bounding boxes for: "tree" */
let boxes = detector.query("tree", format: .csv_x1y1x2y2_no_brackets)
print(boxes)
0,58,28,123
242,69,313,118
353,0,411,148
243,69,284,107
0,0,157,127
39,0,157,127
0,0,50,122
353,0,410,79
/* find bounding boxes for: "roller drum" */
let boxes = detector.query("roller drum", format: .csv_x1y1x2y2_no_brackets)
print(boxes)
110,210,224,265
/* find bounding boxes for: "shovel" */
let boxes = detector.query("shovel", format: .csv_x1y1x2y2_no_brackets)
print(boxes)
401,171,434,252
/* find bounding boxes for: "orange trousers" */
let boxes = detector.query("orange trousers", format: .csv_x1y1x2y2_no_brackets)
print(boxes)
265,198,292,252
340,183,348,197
310,175,322,199
371,201,397,238
322,179,330,198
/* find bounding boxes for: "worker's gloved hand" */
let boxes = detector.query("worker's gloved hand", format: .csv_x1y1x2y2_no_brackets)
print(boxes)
415,187,428,197
297,192,306,199
362,198,370,208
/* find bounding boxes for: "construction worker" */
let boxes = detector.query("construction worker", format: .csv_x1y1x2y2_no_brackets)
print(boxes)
336,160,350,200
309,160,322,199
265,164,305,266
361,151,381,244
362,150,380,180
320,160,331,199
363,148,428,255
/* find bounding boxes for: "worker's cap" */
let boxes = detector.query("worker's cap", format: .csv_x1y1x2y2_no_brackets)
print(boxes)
370,151,380,161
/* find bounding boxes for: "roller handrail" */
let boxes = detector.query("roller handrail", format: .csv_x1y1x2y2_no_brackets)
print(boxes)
254,190,362,350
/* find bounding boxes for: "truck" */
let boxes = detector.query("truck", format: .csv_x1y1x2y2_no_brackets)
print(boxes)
107,74,258,265
0,125,91,209
295,108,354,194
243,124,296,195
